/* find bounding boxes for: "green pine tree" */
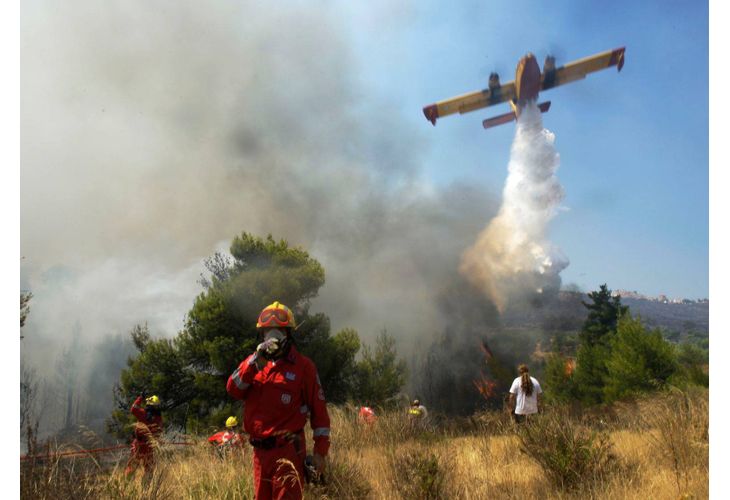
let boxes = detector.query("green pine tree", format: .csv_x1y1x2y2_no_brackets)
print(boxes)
353,331,408,408
573,284,628,404
108,233,362,436
603,314,679,401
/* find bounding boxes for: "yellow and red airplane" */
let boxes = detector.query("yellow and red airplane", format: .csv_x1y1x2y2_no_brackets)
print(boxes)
423,47,625,130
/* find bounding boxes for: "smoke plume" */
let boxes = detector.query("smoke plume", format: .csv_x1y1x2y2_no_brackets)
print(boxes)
459,102,568,312
21,0,500,434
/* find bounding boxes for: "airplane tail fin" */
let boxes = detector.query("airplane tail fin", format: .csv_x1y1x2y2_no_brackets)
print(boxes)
482,101,551,130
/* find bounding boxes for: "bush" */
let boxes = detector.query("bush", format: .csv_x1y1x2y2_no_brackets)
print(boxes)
387,449,450,499
543,353,576,403
643,388,708,495
307,457,372,499
517,409,620,491
603,315,679,402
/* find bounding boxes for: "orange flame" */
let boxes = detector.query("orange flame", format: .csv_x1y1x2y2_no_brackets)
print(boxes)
564,358,576,377
473,376,498,400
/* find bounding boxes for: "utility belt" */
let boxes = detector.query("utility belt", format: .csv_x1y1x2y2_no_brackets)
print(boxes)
249,430,303,450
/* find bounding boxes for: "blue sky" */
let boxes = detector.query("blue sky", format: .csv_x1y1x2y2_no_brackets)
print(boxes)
336,0,709,299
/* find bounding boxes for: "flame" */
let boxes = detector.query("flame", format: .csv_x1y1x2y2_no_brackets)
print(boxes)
474,340,498,400
564,358,576,377
473,376,498,400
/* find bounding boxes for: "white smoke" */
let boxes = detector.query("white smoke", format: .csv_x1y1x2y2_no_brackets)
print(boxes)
460,102,569,312
20,0,502,437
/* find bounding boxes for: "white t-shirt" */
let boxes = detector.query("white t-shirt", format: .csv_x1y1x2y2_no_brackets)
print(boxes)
509,376,542,415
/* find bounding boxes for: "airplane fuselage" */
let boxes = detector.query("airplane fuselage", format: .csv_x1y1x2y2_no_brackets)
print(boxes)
514,53,541,109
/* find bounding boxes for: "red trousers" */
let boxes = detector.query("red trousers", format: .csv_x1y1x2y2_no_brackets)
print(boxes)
125,440,155,475
252,441,306,500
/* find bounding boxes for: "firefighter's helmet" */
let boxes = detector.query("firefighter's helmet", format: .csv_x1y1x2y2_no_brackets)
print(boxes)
225,416,238,428
256,301,296,329
145,395,161,407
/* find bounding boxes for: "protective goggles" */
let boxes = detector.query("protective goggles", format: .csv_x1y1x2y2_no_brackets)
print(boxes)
257,308,292,328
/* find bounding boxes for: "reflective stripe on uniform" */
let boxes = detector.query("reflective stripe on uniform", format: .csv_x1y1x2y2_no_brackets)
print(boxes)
231,368,250,390
313,427,330,437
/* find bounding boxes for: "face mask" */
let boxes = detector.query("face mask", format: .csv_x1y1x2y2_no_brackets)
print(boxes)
262,328,290,359
264,329,286,342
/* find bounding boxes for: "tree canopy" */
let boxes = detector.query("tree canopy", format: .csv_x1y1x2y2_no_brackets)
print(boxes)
572,284,627,404
109,233,406,437
544,284,706,406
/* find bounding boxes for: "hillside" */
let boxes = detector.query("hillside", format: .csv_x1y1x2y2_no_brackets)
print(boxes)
501,291,708,337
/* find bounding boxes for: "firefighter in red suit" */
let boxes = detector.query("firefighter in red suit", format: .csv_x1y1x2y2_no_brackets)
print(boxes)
208,416,244,452
227,301,330,500
125,394,163,476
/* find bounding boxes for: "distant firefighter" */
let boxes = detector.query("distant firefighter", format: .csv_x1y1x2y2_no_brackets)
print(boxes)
358,406,377,425
407,399,429,427
208,416,244,453
125,395,163,476
508,365,543,423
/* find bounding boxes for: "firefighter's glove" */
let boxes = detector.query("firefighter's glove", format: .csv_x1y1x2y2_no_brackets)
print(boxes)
312,453,327,476
252,338,281,370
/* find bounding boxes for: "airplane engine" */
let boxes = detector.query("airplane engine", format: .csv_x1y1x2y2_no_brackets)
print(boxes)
488,72,501,90
543,55,556,72
542,55,557,89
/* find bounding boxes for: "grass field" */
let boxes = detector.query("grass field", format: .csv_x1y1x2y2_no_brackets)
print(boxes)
20,388,708,499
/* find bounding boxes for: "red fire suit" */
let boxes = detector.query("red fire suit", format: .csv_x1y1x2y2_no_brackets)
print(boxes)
227,345,330,500
208,430,243,448
358,406,377,425
124,396,163,475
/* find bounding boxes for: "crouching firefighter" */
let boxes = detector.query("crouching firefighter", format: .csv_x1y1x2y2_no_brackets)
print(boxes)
227,301,331,500
208,416,244,455
125,395,163,477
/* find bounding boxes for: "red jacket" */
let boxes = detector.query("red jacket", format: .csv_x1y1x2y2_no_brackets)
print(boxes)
208,430,243,447
130,396,163,443
226,345,330,456
359,406,377,424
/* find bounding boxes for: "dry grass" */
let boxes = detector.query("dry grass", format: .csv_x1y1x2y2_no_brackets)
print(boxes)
20,389,708,499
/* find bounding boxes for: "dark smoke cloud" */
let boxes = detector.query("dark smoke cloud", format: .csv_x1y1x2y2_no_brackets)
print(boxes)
21,0,505,431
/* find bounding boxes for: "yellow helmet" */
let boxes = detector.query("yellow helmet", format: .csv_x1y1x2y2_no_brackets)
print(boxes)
145,395,160,407
256,301,296,329
225,416,239,428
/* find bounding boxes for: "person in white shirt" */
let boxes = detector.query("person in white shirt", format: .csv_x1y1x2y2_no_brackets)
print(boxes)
508,364,543,423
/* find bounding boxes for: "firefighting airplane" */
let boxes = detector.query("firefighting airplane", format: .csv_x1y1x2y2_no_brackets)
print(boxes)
422,47,625,130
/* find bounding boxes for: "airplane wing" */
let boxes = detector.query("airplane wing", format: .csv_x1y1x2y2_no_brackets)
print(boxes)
541,47,625,91
423,81,516,125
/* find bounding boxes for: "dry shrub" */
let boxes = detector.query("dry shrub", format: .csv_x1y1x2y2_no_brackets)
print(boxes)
517,409,622,491
20,441,107,500
331,405,432,451
306,457,371,499
643,387,709,495
387,448,451,500
102,463,175,500
468,409,514,436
